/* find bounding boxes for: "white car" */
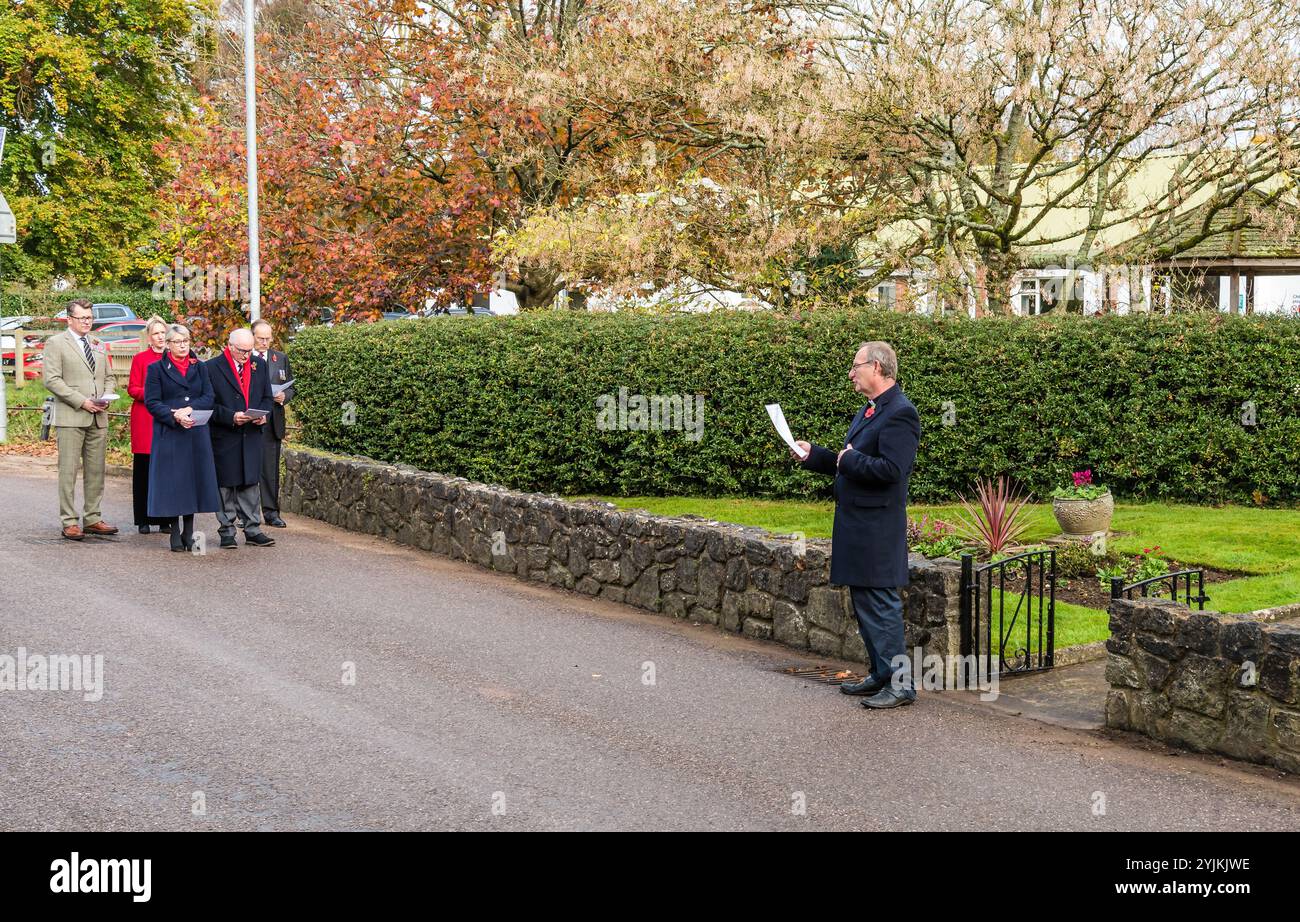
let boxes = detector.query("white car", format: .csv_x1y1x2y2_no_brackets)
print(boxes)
0,315,34,332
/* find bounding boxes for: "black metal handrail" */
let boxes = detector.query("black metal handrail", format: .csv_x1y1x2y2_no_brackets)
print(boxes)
1111,570,1208,610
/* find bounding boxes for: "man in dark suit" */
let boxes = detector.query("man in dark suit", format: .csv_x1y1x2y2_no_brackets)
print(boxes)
252,320,294,528
206,328,276,549
794,341,921,709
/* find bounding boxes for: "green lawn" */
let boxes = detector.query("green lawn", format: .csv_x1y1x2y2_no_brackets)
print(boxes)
582,495,1300,648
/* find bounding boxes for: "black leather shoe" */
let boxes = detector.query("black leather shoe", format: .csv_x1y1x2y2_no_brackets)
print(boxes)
220,536,238,550
265,516,287,528
170,533,184,552
839,675,887,696
861,688,916,709
138,525,151,535
246,532,276,547
158,523,172,534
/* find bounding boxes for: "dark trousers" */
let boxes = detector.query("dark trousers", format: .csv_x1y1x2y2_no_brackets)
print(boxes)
260,436,283,516
849,586,914,695
132,453,171,527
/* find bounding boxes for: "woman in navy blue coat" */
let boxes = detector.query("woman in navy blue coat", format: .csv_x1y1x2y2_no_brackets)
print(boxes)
144,324,221,552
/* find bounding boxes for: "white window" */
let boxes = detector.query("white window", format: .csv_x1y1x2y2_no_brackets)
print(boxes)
1018,279,1040,315
876,282,896,309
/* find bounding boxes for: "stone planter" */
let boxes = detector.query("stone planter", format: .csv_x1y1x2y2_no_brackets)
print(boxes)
1052,492,1114,537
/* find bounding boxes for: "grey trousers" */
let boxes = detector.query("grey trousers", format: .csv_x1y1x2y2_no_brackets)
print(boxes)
217,484,265,540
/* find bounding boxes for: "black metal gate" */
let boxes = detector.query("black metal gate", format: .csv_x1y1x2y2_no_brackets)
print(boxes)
959,549,1056,678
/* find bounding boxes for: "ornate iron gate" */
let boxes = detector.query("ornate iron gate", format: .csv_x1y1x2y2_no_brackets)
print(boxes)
960,549,1056,678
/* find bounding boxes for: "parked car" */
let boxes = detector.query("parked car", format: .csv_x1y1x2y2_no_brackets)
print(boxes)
96,321,148,335
92,321,151,346
0,315,34,332
53,302,139,329
1,332,43,350
1,348,43,380
429,305,501,317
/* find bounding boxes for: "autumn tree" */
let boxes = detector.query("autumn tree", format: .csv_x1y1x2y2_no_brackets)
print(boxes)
497,0,893,310
160,0,503,333
168,0,883,320
0,0,207,284
814,0,1300,313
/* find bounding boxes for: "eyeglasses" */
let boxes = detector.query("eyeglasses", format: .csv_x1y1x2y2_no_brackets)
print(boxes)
169,339,191,345
851,359,877,372
69,314,93,322
230,345,252,355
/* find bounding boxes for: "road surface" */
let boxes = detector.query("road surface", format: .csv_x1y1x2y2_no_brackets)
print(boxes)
2,455,1299,830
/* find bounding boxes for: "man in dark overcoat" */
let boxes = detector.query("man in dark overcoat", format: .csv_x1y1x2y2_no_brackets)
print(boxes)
206,327,276,549
794,341,921,709
251,319,294,528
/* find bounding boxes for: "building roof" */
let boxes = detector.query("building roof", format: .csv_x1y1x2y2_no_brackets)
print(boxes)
1106,188,1300,266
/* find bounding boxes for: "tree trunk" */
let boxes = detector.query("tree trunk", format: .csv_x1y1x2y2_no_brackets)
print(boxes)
508,265,563,310
981,251,1019,316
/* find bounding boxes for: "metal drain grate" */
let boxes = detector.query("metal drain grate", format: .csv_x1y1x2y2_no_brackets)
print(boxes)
779,665,864,686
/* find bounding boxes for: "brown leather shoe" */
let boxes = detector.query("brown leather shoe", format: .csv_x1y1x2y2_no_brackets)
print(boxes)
84,521,120,536
62,525,85,541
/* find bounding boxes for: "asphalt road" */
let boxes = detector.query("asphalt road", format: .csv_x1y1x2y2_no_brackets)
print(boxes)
3,456,1299,831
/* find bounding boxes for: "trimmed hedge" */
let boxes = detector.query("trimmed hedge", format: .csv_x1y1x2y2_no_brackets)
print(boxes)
288,311,1300,504
0,287,167,321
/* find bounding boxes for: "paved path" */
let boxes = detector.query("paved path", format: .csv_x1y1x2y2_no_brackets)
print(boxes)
2,456,1299,831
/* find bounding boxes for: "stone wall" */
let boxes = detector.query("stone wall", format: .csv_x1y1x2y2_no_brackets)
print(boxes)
281,449,965,666
1106,598,1300,772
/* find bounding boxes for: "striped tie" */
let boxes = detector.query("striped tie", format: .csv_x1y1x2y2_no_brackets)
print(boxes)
81,337,95,371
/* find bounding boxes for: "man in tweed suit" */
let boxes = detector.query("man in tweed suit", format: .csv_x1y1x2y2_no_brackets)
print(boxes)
42,299,120,540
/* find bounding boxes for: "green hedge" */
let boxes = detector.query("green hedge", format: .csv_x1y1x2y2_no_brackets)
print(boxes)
0,286,167,321
287,311,1300,504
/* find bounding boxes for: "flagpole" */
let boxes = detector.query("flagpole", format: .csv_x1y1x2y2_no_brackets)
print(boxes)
243,0,261,323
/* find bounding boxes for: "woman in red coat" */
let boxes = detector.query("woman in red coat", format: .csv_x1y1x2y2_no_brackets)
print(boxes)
128,316,171,534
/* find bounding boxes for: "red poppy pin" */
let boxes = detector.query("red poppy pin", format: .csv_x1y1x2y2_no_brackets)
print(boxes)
865,400,876,419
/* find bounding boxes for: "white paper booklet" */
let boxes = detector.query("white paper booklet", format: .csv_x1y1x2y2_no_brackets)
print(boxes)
765,403,808,460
